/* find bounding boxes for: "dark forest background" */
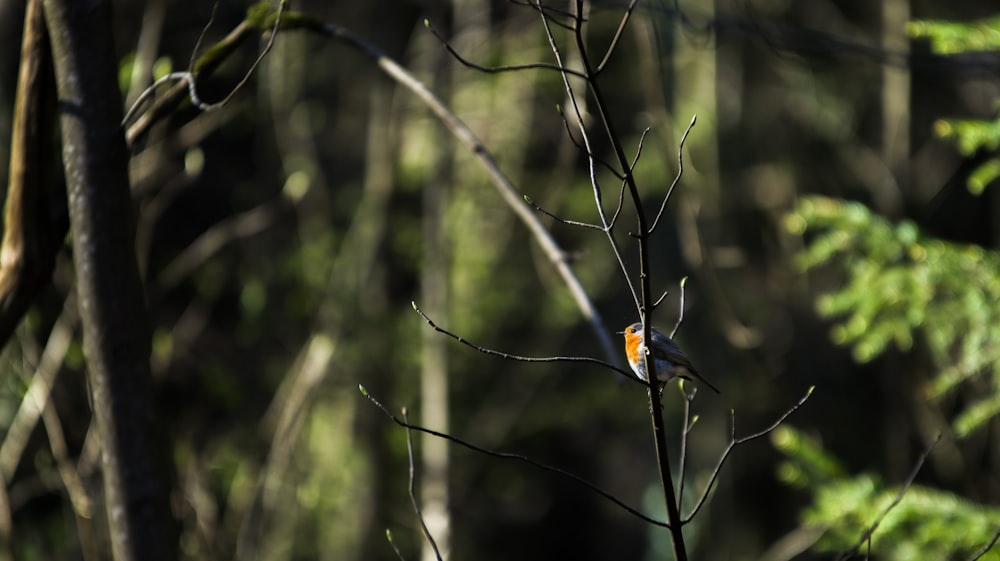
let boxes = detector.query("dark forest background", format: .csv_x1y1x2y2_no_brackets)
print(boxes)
0,0,999,560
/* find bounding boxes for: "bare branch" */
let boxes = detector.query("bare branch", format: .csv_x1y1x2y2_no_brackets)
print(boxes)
557,106,623,180
360,386,668,528
608,127,651,230
653,290,669,309
684,387,814,523
968,527,1000,561
425,20,588,79
402,409,443,561
650,114,697,234
669,277,688,338
187,0,287,111
594,0,640,74
413,302,637,381
523,195,604,231
833,433,942,561
384,530,406,561
676,388,697,507
539,5,640,311
512,0,580,31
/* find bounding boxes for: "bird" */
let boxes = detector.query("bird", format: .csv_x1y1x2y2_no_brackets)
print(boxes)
618,322,719,393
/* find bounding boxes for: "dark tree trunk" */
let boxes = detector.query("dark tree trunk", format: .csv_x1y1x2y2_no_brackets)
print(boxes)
41,1,176,560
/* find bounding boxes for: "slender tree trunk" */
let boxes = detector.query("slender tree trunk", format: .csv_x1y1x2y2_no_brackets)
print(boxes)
42,1,176,560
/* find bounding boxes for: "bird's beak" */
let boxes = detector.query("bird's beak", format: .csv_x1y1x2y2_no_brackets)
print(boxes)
615,330,625,335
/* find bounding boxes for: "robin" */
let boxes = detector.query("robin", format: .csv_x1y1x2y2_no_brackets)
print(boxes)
619,322,719,393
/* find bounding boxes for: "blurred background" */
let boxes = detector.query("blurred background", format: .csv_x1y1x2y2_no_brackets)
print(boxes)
1,0,998,559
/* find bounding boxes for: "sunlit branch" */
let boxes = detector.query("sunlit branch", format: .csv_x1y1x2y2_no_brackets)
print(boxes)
523,195,603,231
594,0,640,74
833,433,942,561
402,408,443,561
650,114,697,234
684,387,814,523
384,530,405,561
669,277,688,338
653,290,670,309
121,71,188,127
360,386,669,528
413,302,637,381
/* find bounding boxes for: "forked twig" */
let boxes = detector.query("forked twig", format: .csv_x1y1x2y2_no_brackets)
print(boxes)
833,433,942,561
360,386,669,528
684,387,814,522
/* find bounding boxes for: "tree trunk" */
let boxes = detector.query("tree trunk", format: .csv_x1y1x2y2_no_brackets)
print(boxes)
42,1,176,560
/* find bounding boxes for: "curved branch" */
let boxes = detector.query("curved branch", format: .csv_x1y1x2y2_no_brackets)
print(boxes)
361,387,669,528
0,0,63,354
413,303,638,382
425,19,589,79
649,114,697,234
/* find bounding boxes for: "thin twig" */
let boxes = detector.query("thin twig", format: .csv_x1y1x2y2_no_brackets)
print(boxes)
523,195,603,230
413,302,637,381
360,386,669,528
676,388,696,507
834,433,943,561
650,114,697,234
402,409,443,561
967,527,1000,561
425,20,588,79
538,3,639,311
608,127,651,229
670,277,688,339
594,0,640,74
121,71,188,127
557,107,624,180
384,529,406,561
684,387,814,523
188,0,287,111
653,290,670,309
514,0,581,31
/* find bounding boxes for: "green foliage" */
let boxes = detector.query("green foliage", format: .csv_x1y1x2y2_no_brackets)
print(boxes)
908,15,1000,194
774,426,1000,560
788,196,1000,435
906,16,1000,55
